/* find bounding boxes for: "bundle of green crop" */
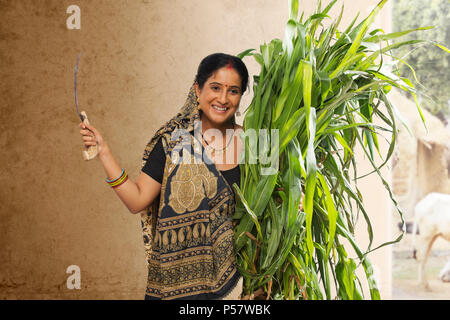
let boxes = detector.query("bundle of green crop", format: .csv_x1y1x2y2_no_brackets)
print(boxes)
233,0,449,300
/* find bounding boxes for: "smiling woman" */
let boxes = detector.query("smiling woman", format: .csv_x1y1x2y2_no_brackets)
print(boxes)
78,52,249,300
195,53,248,170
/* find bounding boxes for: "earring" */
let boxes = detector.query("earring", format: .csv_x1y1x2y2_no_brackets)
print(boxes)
236,109,241,117
197,97,201,110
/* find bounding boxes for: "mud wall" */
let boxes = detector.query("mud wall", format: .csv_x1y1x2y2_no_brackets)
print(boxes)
0,0,392,299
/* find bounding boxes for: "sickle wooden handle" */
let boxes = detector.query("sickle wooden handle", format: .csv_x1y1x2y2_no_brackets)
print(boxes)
81,111,99,161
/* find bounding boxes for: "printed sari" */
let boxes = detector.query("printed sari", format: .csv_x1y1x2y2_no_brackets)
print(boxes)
140,83,240,300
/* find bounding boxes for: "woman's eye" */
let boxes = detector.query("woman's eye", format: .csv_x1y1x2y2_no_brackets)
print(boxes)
212,86,220,91
231,89,240,94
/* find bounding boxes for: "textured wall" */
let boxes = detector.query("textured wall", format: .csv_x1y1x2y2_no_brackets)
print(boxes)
0,0,392,299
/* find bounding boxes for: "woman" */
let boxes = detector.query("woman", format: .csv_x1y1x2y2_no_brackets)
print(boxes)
79,53,249,300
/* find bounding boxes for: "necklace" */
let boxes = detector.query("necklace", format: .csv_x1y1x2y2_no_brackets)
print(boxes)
200,122,235,155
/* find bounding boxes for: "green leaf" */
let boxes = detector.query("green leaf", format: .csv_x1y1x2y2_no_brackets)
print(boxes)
364,26,433,43
237,48,256,59
333,0,388,76
304,107,317,258
289,0,299,21
234,185,263,243
250,173,278,217
317,173,338,257
283,19,297,57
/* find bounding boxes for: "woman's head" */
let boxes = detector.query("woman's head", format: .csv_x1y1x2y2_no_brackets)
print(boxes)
194,53,249,127
195,53,249,93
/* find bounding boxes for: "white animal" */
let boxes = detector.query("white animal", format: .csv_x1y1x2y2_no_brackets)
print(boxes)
412,192,450,289
439,259,450,282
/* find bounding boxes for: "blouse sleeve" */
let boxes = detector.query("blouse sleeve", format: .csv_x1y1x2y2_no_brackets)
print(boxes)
141,138,166,184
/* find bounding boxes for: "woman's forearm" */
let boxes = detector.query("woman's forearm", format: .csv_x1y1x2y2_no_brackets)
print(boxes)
98,145,143,214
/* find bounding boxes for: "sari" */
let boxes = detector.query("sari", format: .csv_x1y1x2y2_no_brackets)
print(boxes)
140,82,241,300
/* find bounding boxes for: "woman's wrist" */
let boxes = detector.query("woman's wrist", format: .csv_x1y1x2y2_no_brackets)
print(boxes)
98,143,111,161
97,144,124,184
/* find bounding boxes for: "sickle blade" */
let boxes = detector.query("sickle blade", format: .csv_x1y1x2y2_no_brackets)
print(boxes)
74,51,84,122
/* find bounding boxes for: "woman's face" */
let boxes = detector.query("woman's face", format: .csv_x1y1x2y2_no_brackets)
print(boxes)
195,66,242,127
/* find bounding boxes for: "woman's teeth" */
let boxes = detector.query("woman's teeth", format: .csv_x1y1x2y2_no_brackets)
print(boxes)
212,105,228,112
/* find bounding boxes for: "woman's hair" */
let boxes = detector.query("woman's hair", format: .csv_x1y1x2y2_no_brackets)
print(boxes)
195,53,249,94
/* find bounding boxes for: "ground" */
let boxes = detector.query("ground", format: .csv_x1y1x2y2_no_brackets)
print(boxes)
392,233,450,300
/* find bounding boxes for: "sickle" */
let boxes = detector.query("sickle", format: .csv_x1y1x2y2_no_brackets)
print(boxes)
74,51,98,161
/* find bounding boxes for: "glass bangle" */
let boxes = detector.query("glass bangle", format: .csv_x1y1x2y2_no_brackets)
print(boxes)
106,168,125,183
107,170,128,188
108,171,128,187
111,175,128,188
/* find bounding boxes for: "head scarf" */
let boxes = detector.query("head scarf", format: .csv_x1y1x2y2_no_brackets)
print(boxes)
140,82,240,300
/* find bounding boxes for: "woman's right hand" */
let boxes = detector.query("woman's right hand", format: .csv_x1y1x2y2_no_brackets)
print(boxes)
77,120,162,214
78,121,108,156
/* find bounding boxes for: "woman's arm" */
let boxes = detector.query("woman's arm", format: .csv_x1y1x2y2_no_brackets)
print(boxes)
79,122,161,214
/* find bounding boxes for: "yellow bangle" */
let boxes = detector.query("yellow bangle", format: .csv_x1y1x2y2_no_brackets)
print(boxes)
106,169,128,188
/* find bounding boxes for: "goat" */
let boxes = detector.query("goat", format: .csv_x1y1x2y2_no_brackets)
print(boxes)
439,259,450,282
412,192,450,290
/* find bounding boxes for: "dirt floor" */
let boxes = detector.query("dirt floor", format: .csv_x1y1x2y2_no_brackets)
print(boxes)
392,233,450,300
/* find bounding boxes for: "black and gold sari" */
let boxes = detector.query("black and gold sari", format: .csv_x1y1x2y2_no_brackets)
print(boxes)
140,83,240,300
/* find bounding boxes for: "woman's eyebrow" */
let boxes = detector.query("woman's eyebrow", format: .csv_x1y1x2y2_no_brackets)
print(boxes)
209,81,241,89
